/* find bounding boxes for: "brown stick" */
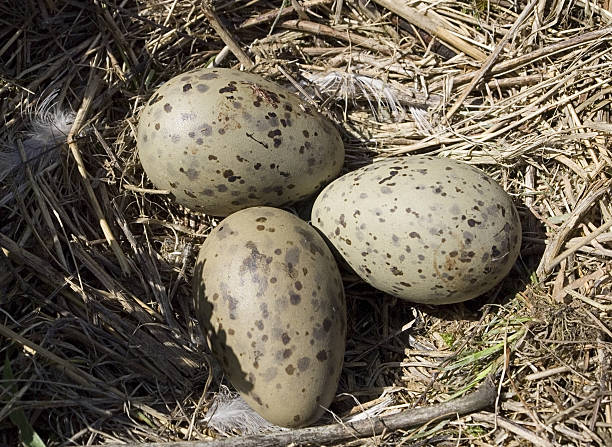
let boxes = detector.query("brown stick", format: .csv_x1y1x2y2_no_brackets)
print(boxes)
201,1,254,68
371,0,486,60
85,377,497,447
279,19,394,55
445,0,538,120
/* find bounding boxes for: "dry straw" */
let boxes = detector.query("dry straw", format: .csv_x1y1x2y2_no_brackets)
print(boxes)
1,0,611,446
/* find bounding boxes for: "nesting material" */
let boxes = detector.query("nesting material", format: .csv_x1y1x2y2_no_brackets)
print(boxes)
1,0,611,445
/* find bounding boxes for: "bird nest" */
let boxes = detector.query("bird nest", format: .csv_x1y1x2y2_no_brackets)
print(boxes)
1,1,611,446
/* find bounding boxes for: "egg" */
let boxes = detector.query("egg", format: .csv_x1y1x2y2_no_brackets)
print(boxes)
193,207,346,427
137,68,344,216
312,156,521,305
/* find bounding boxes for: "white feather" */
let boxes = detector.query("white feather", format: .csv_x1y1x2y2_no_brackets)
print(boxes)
0,93,74,184
302,70,438,131
0,93,74,206
202,387,286,436
342,396,395,422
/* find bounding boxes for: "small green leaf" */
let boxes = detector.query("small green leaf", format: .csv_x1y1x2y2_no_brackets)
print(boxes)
3,357,46,447
440,332,455,348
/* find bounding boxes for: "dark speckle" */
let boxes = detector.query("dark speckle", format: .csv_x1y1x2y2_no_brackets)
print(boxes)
297,357,310,371
199,72,219,80
290,293,301,305
316,350,327,361
281,333,291,345
199,124,213,136
183,83,192,92
179,167,199,181
285,364,295,375
323,318,332,332
219,84,237,94
163,103,172,113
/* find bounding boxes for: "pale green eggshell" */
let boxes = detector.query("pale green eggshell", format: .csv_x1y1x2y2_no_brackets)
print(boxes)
312,156,522,305
193,207,346,427
137,68,344,216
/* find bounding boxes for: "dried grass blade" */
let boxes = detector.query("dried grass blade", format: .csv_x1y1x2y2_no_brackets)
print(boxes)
371,0,486,60
66,70,131,275
445,0,538,120
279,19,394,55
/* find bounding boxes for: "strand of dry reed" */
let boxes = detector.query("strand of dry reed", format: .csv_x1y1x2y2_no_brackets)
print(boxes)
371,0,487,60
201,0,254,69
537,179,611,278
15,139,68,269
238,0,333,29
429,26,612,91
472,412,554,447
445,0,538,120
66,69,131,275
279,19,395,55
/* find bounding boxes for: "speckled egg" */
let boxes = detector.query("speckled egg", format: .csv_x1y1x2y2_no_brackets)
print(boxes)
312,156,521,305
193,207,346,427
137,68,344,216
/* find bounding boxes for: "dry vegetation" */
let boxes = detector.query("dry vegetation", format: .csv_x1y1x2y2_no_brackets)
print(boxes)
1,0,612,445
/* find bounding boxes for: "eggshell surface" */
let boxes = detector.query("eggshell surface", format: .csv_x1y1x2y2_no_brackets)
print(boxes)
193,207,346,427
312,156,522,304
137,68,344,216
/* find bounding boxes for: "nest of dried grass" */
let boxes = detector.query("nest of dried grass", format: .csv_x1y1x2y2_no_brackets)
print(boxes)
1,0,611,446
